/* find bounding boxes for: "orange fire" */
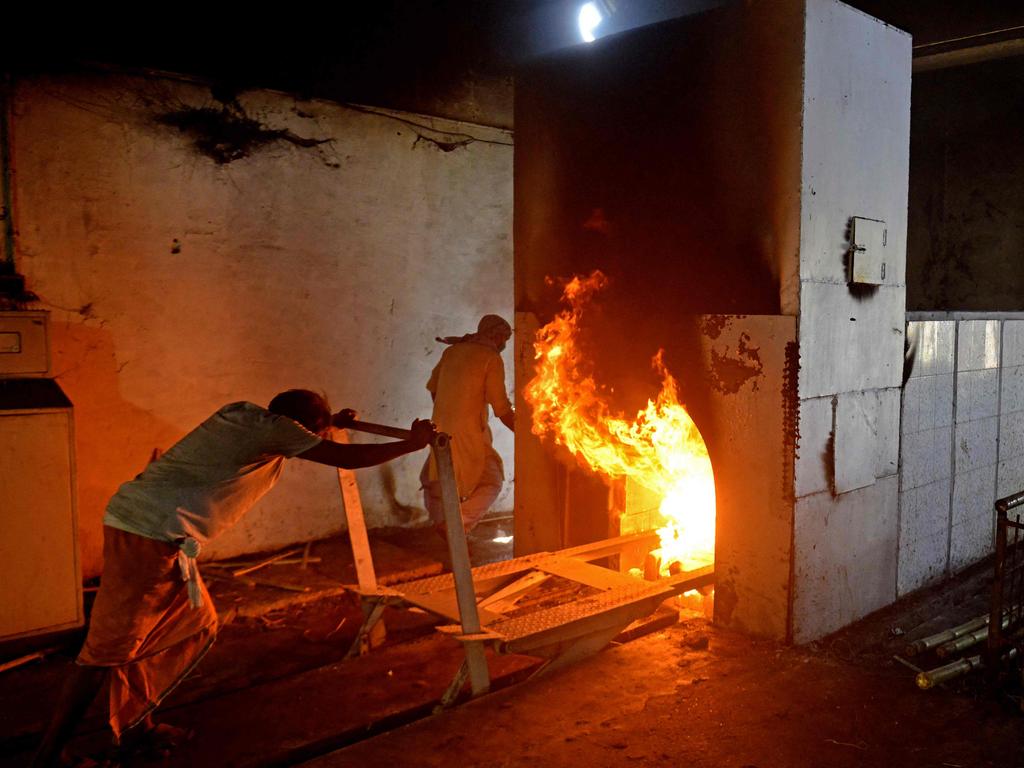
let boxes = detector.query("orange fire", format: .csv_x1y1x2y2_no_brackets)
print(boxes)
525,271,715,573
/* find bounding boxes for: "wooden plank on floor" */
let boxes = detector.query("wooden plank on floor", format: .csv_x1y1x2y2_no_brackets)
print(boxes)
536,557,641,590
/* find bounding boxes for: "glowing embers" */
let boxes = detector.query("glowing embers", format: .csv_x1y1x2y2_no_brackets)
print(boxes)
525,270,716,577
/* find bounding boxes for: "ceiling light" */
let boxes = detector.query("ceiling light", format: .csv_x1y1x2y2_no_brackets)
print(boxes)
578,2,603,43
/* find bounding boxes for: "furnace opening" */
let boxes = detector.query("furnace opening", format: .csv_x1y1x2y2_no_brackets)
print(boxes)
524,270,716,609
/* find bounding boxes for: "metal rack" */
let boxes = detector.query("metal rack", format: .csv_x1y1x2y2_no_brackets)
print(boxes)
986,490,1024,681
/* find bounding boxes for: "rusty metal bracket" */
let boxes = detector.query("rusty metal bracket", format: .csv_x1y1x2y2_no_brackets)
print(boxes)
346,599,387,658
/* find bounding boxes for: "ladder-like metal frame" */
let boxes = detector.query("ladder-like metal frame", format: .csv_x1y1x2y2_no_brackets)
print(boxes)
338,420,715,704
338,421,489,694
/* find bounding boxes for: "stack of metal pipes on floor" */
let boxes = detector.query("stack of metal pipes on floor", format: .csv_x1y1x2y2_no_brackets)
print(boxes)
905,615,1010,689
909,488,1024,691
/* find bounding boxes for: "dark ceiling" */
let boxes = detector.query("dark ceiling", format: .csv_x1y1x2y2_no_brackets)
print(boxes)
3,1,1022,129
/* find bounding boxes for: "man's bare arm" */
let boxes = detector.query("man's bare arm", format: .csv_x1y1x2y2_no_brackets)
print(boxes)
499,408,515,433
296,419,435,469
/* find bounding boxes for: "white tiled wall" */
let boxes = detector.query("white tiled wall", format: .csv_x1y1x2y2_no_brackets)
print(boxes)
795,388,901,500
898,318,1024,595
789,0,911,642
898,321,954,595
799,283,906,399
792,475,900,643
795,396,834,498
950,321,1000,571
998,322,1024,498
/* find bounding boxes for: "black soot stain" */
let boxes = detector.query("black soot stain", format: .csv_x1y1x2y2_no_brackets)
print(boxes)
710,332,763,394
700,315,732,341
157,105,330,165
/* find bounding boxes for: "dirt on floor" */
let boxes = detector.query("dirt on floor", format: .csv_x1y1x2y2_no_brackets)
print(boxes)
325,617,1024,768
2,523,1023,768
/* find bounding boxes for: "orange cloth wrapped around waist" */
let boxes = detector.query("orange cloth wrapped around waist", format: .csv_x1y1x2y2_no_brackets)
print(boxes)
78,526,217,739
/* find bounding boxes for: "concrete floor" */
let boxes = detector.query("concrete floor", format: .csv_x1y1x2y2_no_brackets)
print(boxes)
315,615,1023,768
1,523,1022,768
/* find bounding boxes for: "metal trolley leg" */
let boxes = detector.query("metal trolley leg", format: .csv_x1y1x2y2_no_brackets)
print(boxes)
433,434,490,698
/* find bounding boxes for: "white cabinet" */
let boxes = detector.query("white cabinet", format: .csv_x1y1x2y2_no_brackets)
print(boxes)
0,380,82,641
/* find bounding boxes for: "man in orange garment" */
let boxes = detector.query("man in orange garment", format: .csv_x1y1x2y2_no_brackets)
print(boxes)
420,315,515,540
34,390,434,766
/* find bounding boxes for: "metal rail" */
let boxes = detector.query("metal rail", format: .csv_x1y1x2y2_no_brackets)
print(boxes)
345,419,414,441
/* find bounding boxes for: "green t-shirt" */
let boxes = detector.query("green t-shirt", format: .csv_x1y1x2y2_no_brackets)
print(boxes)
104,402,322,544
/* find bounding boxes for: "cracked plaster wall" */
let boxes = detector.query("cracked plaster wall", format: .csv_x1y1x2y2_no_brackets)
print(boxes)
10,73,513,577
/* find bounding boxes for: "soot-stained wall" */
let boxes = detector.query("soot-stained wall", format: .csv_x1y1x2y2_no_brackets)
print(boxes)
514,0,912,643
513,2,807,633
10,73,514,577
908,56,1024,311
515,2,804,417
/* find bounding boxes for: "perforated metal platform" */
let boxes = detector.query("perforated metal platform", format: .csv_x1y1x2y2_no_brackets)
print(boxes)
439,564,714,649
348,526,714,688
393,531,662,597
491,582,665,641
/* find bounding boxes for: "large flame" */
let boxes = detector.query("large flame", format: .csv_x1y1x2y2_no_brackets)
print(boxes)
525,271,715,573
